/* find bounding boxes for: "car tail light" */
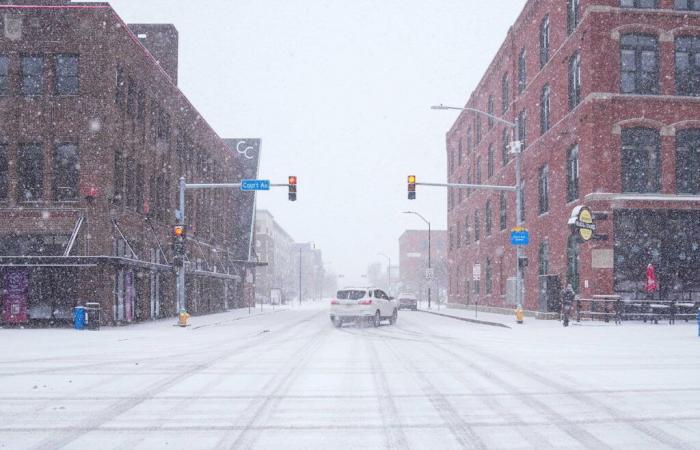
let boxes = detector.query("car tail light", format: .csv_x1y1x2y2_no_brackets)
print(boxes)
331,299,339,305
358,299,372,305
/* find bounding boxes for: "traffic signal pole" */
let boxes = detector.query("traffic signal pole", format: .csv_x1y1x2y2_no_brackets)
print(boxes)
176,176,294,314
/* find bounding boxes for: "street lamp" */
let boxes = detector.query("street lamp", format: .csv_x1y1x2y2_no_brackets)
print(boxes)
431,104,525,309
377,252,391,294
402,211,432,308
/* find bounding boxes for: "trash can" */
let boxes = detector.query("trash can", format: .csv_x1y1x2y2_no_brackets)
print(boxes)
73,306,86,330
85,302,101,330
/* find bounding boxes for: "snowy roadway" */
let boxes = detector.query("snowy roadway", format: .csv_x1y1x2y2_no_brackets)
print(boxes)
1,304,700,449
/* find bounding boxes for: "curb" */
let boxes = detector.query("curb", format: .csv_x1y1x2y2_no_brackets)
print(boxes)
418,309,512,329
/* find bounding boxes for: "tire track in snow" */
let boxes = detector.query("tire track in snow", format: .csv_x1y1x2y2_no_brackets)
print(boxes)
215,325,330,450
406,313,692,449
366,337,409,450
31,310,324,450
377,332,487,450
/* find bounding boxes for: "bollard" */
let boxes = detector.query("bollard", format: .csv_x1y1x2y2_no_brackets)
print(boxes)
178,309,190,327
515,304,524,324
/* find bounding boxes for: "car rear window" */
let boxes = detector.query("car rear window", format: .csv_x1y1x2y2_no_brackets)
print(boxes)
336,290,365,300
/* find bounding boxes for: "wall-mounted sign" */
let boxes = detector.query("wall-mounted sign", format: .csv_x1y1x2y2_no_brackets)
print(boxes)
568,205,596,241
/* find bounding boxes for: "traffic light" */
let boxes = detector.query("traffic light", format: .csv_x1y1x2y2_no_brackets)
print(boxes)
288,176,297,201
408,175,416,200
173,225,186,267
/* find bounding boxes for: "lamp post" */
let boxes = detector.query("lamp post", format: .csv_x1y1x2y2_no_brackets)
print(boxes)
402,211,432,309
431,104,525,309
377,252,391,294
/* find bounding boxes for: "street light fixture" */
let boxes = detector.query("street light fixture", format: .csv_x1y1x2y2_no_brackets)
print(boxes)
377,252,391,295
402,211,432,309
431,104,525,309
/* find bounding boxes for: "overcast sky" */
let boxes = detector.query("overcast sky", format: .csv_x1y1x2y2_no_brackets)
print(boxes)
93,0,527,284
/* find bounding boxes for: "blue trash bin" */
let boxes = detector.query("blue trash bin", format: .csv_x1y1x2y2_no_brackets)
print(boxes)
73,306,86,330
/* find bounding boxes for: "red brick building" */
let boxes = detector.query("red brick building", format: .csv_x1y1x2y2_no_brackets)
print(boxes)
0,1,258,325
446,0,700,312
399,230,447,303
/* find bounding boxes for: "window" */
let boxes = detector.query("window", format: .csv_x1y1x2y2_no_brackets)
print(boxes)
449,228,454,251
621,34,659,95
116,67,125,106
676,129,700,194
0,144,7,201
567,145,579,202
463,215,470,245
21,55,43,96
676,0,700,9
485,258,493,295
675,36,700,96
474,210,480,242
567,234,580,293
455,221,461,248
487,145,494,178
540,84,551,134
567,0,579,35
621,128,661,193
520,181,526,222
127,77,137,117
485,200,492,236
540,15,550,68
55,54,78,95
499,192,507,230
569,53,581,109
476,157,482,184
114,151,124,205
502,128,510,166
621,0,657,7
18,143,43,201
502,73,510,113
487,95,494,128
0,56,9,95
458,140,463,165
517,110,527,148
538,165,549,214
53,144,79,201
538,241,550,276
518,49,527,94
476,116,482,144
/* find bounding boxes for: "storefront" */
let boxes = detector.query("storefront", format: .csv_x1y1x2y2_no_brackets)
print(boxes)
614,209,700,300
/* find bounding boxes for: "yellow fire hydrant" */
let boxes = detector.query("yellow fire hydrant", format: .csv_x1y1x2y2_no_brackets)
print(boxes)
178,309,190,327
515,304,524,324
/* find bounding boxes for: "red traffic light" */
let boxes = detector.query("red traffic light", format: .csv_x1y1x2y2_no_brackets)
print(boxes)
288,176,297,201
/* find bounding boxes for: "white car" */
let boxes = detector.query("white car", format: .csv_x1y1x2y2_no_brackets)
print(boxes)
330,287,398,328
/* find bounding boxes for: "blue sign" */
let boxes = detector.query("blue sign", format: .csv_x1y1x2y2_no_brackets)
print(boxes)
510,230,529,246
240,179,270,191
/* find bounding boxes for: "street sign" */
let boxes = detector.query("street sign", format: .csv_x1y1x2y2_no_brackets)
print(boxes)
425,268,434,280
240,179,270,191
473,264,481,281
510,227,529,246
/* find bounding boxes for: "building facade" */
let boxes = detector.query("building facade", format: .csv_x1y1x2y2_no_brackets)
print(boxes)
399,230,447,303
446,0,700,312
254,210,295,304
0,1,257,325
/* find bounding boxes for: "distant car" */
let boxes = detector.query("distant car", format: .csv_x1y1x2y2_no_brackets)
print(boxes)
330,287,397,328
397,293,418,311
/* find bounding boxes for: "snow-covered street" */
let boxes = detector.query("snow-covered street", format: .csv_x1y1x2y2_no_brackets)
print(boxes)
1,304,700,449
